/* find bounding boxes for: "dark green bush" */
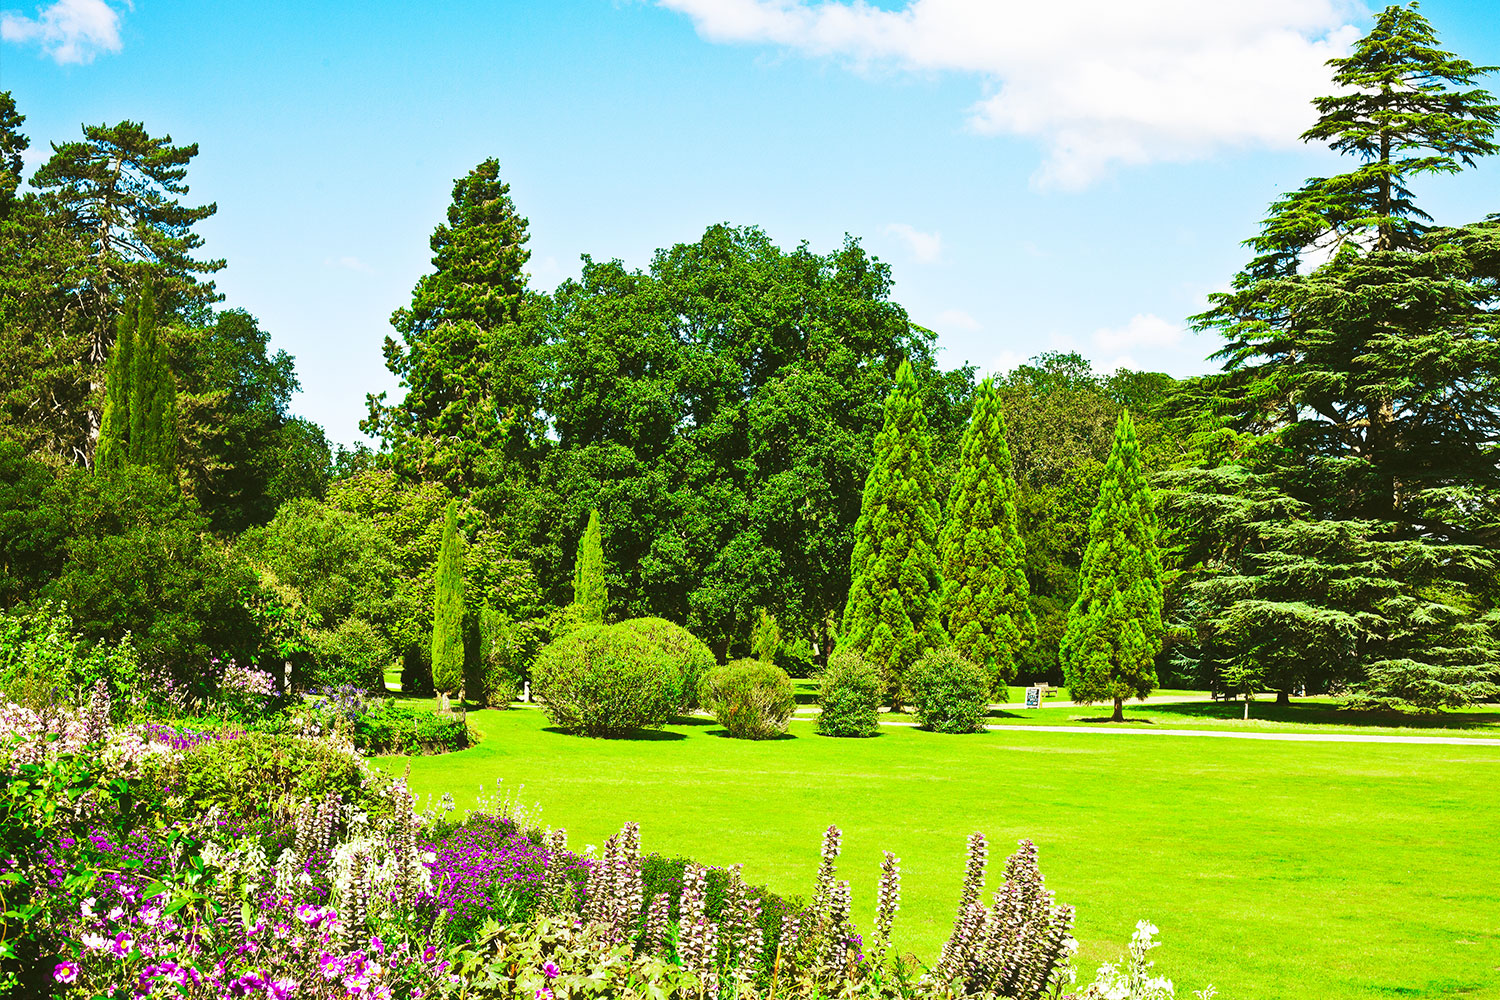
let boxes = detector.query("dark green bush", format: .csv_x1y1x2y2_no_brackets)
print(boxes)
353,701,470,754
774,641,818,679
142,731,369,819
532,623,682,736
614,616,716,712
816,647,882,737
698,658,795,739
639,852,804,977
909,647,991,733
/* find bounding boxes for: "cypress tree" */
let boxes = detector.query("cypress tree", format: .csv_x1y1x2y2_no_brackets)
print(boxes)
571,508,608,625
1061,410,1164,722
431,499,466,697
95,285,177,476
94,308,134,474
938,377,1034,691
841,359,947,711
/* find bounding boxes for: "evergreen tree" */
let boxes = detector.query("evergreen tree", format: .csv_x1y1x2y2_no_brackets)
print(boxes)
570,508,608,625
938,377,1034,690
841,359,947,710
364,158,534,491
430,499,465,696
94,286,176,475
1060,410,1164,722
1179,4,1500,708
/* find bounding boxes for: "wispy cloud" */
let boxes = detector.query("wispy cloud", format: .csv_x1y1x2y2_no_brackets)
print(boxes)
886,222,942,262
934,307,980,332
1092,313,1183,352
660,0,1362,188
1,0,124,64
326,255,374,274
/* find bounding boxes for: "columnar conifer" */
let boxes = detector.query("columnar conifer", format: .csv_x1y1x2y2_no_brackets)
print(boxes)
938,378,1033,691
571,508,608,625
1060,410,1163,721
841,360,947,710
431,499,466,696
95,285,177,475
94,310,135,474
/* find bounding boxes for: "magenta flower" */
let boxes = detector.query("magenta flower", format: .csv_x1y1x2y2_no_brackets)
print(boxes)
542,961,560,979
53,961,78,984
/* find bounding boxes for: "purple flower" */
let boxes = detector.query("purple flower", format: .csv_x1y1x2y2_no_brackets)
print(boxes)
542,960,560,979
53,961,78,984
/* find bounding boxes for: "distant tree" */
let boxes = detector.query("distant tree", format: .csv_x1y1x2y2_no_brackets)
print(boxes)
749,609,780,663
939,377,1034,691
841,359,948,710
570,508,608,625
1061,411,1164,721
431,499,465,696
364,158,535,491
95,285,176,476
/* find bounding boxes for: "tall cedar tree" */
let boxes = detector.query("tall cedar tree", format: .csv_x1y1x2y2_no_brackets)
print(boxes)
364,159,533,491
1061,411,1164,721
430,499,465,696
938,377,1034,689
1176,4,1500,707
841,359,947,710
570,508,608,625
95,285,176,475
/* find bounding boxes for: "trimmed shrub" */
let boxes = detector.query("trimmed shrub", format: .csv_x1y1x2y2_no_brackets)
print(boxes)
909,647,991,733
816,647,882,737
698,658,795,739
532,623,682,736
141,731,369,820
615,616,716,712
311,616,388,690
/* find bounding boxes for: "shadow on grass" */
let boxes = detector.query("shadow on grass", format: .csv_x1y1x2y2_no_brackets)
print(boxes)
704,729,798,741
1146,700,1500,731
1079,716,1155,725
540,726,687,741
671,716,715,727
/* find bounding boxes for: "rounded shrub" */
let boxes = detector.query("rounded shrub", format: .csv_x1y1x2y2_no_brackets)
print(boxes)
909,648,991,733
815,647,882,737
615,617,716,712
141,731,369,820
698,659,796,739
532,623,682,736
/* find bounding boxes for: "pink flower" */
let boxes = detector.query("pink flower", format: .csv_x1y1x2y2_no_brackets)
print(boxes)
112,930,135,958
54,961,78,984
542,961,561,979
319,953,344,979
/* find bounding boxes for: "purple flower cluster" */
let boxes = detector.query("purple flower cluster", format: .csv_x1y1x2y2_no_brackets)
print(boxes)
425,814,590,926
137,722,245,750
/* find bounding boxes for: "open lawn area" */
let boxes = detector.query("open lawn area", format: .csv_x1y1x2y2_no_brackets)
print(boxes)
380,706,1500,1000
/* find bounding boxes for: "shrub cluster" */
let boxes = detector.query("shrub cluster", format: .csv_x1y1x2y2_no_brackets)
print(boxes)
909,648,991,734
699,658,796,739
532,623,682,736
616,616,716,712
354,701,471,755
816,647,882,737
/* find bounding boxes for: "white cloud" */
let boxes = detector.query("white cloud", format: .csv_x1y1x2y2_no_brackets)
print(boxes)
886,222,942,262
660,0,1363,187
934,307,980,332
1092,313,1183,352
1,0,124,64
979,349,1025,379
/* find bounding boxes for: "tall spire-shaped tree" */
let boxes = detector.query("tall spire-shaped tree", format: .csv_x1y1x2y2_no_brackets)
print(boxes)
431,499,466,697
94,309,135,474
571,508,608,625
841,359,947,710
1061,410,1163,722
94,285,176,475
938,377,1034,691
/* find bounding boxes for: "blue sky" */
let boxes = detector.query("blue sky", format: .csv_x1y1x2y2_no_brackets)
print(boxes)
4,0,1498,446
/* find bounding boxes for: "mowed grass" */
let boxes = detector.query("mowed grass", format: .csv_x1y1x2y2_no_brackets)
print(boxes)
380,707,1500,999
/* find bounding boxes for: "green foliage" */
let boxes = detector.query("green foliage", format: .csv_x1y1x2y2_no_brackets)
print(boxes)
1061,411,1164,719
474,604,532,708
841,359,948,710
773,639,817,679
637,852,804,975
698,658,796,740
938,377,1034,688
95,285,177,475
908,647,990,734
531,623,683,736
311,616,389,690
431,499,466,695
141,731,367,821
0,602,138,716
569,508,608,626
815,647,882,738
353,701,470,755
748,609,780,663
614,616,717,713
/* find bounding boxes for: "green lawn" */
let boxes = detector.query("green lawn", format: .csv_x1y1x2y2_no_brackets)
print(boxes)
380,707,1500,999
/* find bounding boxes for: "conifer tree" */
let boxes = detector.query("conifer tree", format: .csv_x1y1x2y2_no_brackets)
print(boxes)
94,309,134,474
1061,410,1164,722
430,499,466,697
938,377,1034,691
94,285,177,475
570,508,607,625
841,360,947,710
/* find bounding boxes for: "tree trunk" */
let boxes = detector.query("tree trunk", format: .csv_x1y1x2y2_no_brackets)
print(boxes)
1111,696,1124,723
1276,689,1291,707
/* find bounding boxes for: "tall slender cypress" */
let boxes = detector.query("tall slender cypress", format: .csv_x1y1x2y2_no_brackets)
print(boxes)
841,360,947,711
94,285,177,476
938,377,1034,691
571,508,608,625
431,499,466,697
94,309,134,474
1061,410,1164,721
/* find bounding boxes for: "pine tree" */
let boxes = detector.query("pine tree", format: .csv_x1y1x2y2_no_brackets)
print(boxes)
938,377,1034,691
570,508,607,625
431,499,466,697
94,285,177,475
1061,410,1164,722
841,359,947,710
